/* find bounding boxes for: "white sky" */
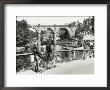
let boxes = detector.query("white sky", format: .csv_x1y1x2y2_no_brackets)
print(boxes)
16,16,91,25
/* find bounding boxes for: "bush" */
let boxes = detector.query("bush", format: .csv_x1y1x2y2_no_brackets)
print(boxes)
16,55,31,72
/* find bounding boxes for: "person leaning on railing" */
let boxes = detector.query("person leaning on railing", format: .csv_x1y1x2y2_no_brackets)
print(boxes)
45,42,53,69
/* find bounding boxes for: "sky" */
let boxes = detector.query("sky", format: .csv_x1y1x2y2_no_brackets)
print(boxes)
16,16,91,25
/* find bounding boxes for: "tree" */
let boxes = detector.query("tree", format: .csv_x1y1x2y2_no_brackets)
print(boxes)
91,16,94,34
29,30,38,39
16,20,30,47
40,28,54,45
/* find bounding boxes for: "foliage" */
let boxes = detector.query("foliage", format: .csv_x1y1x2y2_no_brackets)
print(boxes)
40,28,54,45
16,20,38,47
16,20,30,47
29,30,38,39
90,16,94,34
16,55,31,72
74,17,94,47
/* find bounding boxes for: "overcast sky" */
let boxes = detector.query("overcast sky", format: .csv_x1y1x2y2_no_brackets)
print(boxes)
17,16,91,25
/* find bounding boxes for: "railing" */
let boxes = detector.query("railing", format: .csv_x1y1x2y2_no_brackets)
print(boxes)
55,49,94,61
16,53,33,56
16,48,94,72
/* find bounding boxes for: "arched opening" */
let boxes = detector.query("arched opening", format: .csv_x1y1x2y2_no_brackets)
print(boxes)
40,28,54,45
58,28,70,40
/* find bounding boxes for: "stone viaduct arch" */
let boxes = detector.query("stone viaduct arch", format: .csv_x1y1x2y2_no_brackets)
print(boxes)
31,24,77,52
